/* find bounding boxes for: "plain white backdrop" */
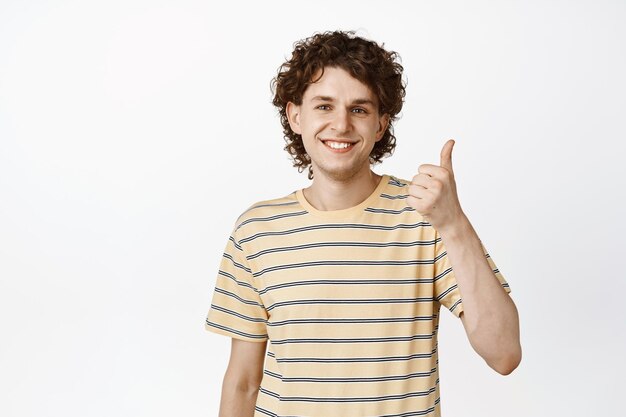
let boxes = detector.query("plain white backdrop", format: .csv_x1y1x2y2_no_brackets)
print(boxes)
1,0,625,416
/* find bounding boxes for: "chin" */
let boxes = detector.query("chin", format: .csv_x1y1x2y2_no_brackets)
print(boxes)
315,165,362,182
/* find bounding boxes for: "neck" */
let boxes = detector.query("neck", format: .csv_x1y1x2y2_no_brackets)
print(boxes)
303,167,382,211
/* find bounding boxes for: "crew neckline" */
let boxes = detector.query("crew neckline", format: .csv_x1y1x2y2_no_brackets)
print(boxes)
295,173,390,219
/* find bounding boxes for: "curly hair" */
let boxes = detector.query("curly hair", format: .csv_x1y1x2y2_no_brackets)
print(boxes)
271,30,406,180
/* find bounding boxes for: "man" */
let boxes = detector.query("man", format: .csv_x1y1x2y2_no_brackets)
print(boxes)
205,30,521,417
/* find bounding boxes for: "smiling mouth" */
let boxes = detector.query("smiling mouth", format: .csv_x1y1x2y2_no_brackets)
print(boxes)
321,139,357,151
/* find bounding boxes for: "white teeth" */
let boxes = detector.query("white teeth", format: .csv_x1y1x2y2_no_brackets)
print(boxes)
326,141,352,149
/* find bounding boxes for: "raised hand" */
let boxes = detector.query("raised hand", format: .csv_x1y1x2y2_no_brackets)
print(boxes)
406,139,465,232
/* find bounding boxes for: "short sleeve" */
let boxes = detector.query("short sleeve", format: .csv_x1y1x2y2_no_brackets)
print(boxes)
433,229,511,318
204,225,269,342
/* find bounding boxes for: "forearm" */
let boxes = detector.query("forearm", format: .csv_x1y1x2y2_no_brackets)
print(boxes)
439,214,521,374
218,380,260,417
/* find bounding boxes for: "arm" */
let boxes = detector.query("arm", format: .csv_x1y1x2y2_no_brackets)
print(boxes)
218,338,268,417
439,214,522,375
406,139,521,375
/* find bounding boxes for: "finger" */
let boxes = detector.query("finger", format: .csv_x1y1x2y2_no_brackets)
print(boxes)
408,183,430,200
439,139,455,173
407,195,427,212
411,173,436,189
418,163,446,179
407,195,434,217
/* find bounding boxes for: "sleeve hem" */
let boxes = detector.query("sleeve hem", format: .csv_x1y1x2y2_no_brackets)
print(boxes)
450,299,464,318
205,321,269,343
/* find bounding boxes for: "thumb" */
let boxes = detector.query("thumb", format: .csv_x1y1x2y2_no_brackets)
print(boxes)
440,139,455,172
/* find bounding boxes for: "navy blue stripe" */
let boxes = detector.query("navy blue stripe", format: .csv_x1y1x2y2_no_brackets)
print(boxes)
388,177,409,187
267,296,434,312
237,210,308,230
259,385,436,402
228,235,242,251
364,207,416,214
449,298,463,312
432,247,446,262
433,266,453,282
253,406,277,417
205,320,268,339
259,399,438,417
247,239,438,260
259,278,435,296
222,252,251,273
435,284,457,301
380,193,408,200
263,367,437,383
214,287,264,307
266,314,437,327
239,222,430,244
437,282,506,303
254,259,437,278
217,270,256,292
209,304,267,323
270,330,437,345
267,348,438,364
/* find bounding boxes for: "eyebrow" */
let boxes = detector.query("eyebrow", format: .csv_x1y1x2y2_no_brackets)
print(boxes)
311,95,376,106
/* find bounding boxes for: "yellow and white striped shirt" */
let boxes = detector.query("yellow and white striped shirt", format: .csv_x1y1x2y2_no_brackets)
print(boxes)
205,173,511,417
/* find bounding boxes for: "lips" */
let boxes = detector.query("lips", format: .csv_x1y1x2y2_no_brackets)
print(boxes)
321,138,356,144
321,139,356,152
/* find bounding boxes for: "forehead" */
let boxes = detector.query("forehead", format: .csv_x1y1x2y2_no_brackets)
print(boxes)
303,66,378,104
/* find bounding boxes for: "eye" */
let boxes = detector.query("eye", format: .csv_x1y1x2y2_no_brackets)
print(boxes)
352,108,367,114
316,104,331,110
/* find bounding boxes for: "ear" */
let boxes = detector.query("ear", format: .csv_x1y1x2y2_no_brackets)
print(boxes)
286,102,302,135
375,113,390,141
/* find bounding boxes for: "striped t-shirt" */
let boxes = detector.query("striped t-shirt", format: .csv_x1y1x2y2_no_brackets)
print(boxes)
205,173,511,417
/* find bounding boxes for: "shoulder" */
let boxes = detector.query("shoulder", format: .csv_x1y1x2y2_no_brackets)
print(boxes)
387,174,411,188
381,174,412,199
375,174,428,222
232,190,302,234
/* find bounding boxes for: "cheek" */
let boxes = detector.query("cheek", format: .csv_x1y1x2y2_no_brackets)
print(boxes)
362,120,383,137
301,117,326,136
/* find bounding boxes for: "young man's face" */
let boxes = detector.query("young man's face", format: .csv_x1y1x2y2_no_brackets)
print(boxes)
287,66,389,182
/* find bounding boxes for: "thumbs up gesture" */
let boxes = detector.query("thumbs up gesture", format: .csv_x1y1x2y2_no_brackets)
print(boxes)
407,139,465,233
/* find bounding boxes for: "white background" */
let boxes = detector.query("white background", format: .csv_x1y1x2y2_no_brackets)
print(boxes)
1,0,625,416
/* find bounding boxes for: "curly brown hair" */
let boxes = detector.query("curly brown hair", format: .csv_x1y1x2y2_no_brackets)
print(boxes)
271,30,406,180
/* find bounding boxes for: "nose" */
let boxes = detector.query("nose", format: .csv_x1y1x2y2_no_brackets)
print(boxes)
330,107,351,134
